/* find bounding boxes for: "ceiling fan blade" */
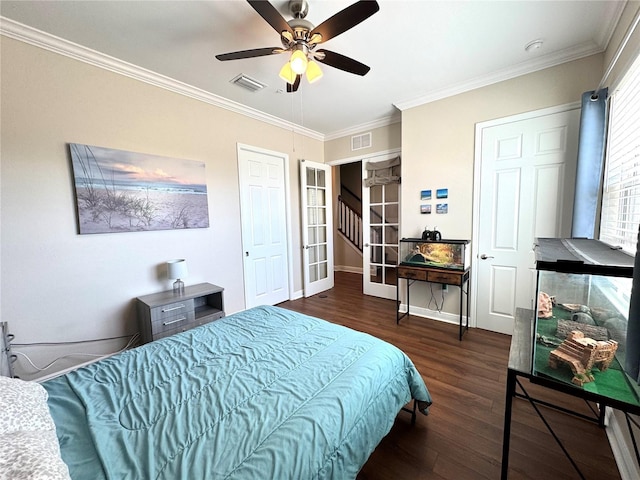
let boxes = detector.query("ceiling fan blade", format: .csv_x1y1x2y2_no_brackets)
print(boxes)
247,0,294,37
286,75,301,93
315,49,370,76
216,47,284,61
309,1,379,44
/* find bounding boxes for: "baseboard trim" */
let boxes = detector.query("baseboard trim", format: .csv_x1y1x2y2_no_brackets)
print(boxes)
335,265,363,274
397,303,462,326
606,409,640,479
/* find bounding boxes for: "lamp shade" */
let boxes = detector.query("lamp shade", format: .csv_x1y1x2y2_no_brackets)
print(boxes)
306,60,323,84
167,259,188,279
290,49,308,75
279,62,297,84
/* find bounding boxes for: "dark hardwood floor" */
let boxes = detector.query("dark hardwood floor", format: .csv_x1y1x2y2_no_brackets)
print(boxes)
277,271,622,480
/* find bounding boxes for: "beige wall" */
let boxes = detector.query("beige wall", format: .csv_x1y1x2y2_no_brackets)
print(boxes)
326,123,400,272
1,37,322,379
401,54,604,241
399,54,603,314
324,122,401,162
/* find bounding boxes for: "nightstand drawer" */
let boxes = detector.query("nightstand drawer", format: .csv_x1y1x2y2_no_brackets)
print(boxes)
151,310,195,335
427,270,462,285
397,266,428,281
137,283,225,344
150,299,194,322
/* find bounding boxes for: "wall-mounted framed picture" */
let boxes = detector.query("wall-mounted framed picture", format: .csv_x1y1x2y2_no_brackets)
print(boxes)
421,189,432,200
436,203,448,214
420,204,432,214
436,188,448,199
69,143,209,234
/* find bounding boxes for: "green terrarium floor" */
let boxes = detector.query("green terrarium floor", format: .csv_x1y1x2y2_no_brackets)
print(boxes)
534,309,640,406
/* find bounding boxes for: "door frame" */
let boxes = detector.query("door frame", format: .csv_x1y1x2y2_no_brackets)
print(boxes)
470,102,580,331
237,143,294,307
328,147,401,296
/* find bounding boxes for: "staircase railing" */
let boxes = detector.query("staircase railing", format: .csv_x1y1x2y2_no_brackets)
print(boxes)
338,195,363,252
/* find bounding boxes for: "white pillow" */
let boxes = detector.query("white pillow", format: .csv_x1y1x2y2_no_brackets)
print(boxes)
0,377,55,434
0,377,70,480
0,431,71,480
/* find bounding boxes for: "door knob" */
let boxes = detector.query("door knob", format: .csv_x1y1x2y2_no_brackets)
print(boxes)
480,254,494,260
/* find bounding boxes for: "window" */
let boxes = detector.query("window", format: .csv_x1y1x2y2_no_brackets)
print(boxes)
599,53,640,254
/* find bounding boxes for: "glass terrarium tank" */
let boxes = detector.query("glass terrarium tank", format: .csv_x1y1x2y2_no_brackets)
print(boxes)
533,238,639,406
399,238,470,270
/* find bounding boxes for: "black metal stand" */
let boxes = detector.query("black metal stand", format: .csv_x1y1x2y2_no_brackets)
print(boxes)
396,267,470,340
501,308,640,479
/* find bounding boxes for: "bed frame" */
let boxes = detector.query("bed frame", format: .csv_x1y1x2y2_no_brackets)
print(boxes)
0,322,15,378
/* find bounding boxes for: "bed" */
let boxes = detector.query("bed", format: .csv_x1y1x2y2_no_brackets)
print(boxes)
23,305,431,479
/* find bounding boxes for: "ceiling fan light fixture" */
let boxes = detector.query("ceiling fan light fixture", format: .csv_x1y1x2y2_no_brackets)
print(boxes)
290,49,308,75
279,62,297,84
306,60,323,84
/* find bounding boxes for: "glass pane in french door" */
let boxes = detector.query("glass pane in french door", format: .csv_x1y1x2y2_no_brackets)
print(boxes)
369,181,399,286
306,166,328,282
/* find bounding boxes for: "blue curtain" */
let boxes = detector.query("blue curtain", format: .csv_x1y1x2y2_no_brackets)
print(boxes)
571,88,608,239
626,225,640,384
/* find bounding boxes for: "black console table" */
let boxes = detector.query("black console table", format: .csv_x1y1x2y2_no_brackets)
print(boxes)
501,308,640,479
396,265,470,340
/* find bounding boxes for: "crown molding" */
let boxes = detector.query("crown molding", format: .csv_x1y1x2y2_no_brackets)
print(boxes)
595,0,627,51
324,113,401,141
394,41,604,112
0,16,324,141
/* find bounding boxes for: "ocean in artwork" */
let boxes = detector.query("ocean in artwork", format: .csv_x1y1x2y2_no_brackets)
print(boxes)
69,143,210,234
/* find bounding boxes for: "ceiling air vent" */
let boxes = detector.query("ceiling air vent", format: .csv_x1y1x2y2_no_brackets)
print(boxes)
230,74,267,92
351,132,372,151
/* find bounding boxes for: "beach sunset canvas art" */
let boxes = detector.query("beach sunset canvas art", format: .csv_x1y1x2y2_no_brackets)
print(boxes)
69,143,209,234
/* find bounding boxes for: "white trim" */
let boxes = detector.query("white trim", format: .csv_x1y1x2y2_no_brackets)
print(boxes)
335,265,363,274
598,3,640,91
606,409,640,480
397,303,462,327
284,151,295,302
394,43,602,111
0,17,323,141
236,143,293,304
325,115,401,141
471,101,581,331
327,147,401,167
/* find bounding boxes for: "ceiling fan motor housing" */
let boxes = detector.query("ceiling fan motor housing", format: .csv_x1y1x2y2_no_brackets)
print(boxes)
289,0,309,19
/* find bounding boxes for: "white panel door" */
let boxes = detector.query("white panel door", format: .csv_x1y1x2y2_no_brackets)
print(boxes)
474,107,580,335
238,144,290,308
300,160,334,297
362,155,400,300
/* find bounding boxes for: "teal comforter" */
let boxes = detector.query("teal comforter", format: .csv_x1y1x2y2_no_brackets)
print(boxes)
44,306,431,479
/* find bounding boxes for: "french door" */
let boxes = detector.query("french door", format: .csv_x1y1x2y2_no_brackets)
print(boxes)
362,154,400,299
300,160,334,297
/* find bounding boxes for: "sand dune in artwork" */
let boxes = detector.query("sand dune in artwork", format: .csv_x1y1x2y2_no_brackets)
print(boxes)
75,186,209,234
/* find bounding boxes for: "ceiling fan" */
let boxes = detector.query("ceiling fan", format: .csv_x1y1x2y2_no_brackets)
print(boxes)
215,0,380,92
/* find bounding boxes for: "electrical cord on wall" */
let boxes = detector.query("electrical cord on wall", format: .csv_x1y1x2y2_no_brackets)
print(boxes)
427,283,445,313
13,333,139,372
12,333,136,347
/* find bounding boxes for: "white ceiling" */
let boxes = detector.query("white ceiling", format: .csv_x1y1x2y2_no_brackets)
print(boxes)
0,0,626,138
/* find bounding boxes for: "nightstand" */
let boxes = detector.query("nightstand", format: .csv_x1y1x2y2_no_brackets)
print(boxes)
136,282,224,343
